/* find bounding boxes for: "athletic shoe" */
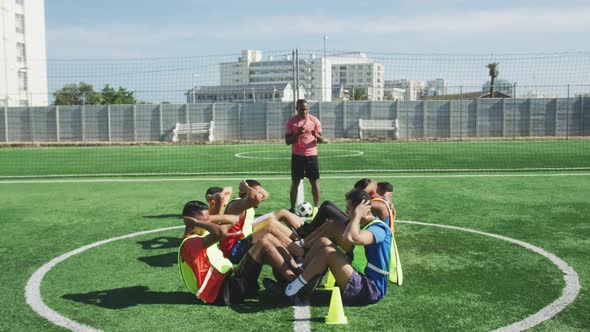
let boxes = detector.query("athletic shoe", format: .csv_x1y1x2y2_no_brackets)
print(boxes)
312,206,319,218
262,278,299,305
299,273,323,299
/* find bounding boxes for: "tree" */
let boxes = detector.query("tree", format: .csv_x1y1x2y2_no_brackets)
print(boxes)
486,63,499,97
100,84,137,104
53,82,102,105
344,87,368,100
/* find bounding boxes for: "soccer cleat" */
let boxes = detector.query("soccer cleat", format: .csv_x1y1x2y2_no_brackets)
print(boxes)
312,206,319,218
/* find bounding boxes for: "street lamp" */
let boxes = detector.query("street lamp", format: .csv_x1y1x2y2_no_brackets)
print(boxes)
192,73,200,103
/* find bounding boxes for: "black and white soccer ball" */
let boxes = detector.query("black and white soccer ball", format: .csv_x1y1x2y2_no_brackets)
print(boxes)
296,201,314,218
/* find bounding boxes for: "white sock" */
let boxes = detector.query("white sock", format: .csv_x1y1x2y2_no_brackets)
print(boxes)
285,275,307,296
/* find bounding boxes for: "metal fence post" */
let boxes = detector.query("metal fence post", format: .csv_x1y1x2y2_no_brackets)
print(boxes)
55,106,60,143
81,105,86,143
422,100,427,139
459,86,463,140
529,98,534,137
501,98,506,137
475,98,479,138
566,84,570,139
133,104,138,142
29,106,34,143
3,102,8,142
107,104,112,142
264,102,269,140
158,103,163,141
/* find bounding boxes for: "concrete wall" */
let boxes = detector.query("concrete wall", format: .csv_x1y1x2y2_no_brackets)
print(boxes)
1,97,589,143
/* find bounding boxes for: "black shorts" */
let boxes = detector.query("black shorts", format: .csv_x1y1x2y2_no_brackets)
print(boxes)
214,255,262,305
291,154,320,181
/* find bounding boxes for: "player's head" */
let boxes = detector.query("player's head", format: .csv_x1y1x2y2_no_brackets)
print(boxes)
239,179,261,198
205,186,224,212
353,178,377,195
205,187,223,200
345,189,372,218
377,182,393,196
182,200,210,236
296,99,308,118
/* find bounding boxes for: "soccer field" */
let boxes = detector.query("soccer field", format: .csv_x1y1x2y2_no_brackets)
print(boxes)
1,140,589,331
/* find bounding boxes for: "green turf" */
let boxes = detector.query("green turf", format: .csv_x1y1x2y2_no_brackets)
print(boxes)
0,140,589,177
1,141,589,331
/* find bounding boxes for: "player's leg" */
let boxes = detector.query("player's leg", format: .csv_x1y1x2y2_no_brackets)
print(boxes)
254,233,300,282
306,155,321,207
253,219,304,258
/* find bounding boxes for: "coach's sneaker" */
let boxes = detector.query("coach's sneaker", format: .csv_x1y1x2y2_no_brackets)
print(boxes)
263,278,299,305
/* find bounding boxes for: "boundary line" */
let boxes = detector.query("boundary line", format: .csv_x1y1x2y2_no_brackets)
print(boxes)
2,167,590,179
25,222,580,332
3,172,590,184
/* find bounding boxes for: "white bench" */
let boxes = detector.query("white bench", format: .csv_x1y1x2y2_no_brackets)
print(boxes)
359,119,399,139
172,121,214,142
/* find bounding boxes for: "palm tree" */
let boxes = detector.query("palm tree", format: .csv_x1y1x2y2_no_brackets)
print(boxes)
486,63,499,97
344,87,368,100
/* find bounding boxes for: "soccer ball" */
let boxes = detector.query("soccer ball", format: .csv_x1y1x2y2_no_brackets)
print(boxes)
296,201,314,217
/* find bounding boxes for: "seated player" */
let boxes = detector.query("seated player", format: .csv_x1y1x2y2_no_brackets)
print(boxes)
221,180,306,264
264,189,392,305
377,181,397,232
178,200,301,305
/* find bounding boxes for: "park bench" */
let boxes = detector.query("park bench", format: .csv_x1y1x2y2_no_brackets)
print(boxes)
172,121,215,142
358,119,399,139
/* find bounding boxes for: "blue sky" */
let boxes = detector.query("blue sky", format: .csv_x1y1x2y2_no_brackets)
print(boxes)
45,0,590,59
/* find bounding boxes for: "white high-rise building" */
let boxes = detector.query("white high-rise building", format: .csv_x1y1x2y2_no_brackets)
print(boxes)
328,52,383,101
219,50,332,101
0,0,48,106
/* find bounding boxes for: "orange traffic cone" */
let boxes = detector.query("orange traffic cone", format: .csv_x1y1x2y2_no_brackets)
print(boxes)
325,286,347,324
323,270,335,290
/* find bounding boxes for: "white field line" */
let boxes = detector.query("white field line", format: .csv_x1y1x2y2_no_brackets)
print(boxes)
2,172,590,184
397,221,580,332
2,167,590,179
25,222,580,332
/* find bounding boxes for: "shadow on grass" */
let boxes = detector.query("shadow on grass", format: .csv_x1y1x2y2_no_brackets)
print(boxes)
137,252,177,267
137,236,181,250
62,286,197,309
63,287,302,313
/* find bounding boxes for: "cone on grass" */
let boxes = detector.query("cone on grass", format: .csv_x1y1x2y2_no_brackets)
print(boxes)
323,270,335,289
325,286,347,325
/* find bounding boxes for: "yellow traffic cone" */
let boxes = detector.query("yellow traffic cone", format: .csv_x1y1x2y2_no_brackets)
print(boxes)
323,270,335,289
325,286,347,325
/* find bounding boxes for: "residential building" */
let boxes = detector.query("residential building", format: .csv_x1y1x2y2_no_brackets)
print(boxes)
185,83,305,103
426,78,448,97
384,79,426,101
219,50,323,101
0,0,48,106
328,52,383,101
218,50,385,102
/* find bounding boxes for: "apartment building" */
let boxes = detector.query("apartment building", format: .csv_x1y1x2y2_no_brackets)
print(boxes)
218,50,385,102
0,0,48,106
328,52,384,101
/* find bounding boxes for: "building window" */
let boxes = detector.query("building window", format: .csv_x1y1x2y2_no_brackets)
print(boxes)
16,43,26,62
18,71,28,91
19,100,29,106
15,14,25,33
15,0,24,5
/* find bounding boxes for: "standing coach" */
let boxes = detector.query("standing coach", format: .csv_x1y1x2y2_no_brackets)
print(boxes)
285,99,325,213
